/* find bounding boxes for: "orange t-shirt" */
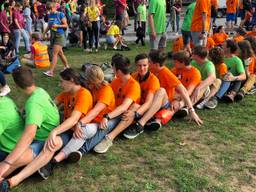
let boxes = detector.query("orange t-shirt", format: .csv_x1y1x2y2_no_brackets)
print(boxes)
206,37,216,49
211,0,218,8
212,33,229,45
152,66,181,102
91,84,116,123
215,63,228,77
132,72,160,104
239,0,243,9
172,36,184,53
226,0,239,13
171,66,201,89
110,76,141,106
55,87,93,121
248,57,255,75
246,31,256,37
234,35,244,42
191,0,211,32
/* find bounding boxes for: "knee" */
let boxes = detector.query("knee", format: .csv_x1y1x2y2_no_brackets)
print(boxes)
156,88,167,98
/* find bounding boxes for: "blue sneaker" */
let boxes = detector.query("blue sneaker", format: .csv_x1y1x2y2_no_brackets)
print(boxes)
0,180,10,192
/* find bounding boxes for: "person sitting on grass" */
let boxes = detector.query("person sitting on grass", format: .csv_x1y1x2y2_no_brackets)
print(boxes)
233,27,246,42
190,46,221,110
0,71,10,96
220,39,246,102
171,51,202,117
38,65,116,178
0,66,60,191
212,25,229,46
105,20,127,50
21,32,50,69
0,33,15,63
246,24,256,37
124,50,203,135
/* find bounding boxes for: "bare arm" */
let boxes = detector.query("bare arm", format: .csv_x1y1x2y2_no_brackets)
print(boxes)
202,12,207,32
80,102,107,124
108,98,133,119
148,14,155,34
136,92,154,115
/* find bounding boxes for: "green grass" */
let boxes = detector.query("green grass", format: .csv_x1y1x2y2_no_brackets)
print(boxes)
7,43,256,192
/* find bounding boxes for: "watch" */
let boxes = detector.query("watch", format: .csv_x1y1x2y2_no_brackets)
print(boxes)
188,108,195,113
134,111,142,121
103,114,110,120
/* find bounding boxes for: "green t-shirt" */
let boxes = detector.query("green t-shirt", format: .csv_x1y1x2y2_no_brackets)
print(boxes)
191,59,216,80
137,4,147,22
0,97,24,153
24,87,60,141
224,56,245,76
181,2,196,32
148,0,166,34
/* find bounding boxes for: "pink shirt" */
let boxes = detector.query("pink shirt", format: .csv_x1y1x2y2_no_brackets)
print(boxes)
12,9,25,30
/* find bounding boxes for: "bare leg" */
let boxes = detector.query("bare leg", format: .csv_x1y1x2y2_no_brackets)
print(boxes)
49,44,61,73
58,48,69,69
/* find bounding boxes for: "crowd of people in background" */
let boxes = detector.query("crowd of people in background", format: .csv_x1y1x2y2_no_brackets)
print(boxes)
0,0,256,191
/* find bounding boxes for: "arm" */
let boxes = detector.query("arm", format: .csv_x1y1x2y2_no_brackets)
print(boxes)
108,98,133,119
80,102,107,124
0,20,10,33
57,17,68,29
148,14,156,37
14,18,22,30
186,84,197,96
198,73,216,90
136,92,154,115
202,12,207,32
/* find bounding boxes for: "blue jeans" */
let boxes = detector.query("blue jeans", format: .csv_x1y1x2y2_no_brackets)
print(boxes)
80,117,121,154
176,14,180,32
0,150,8,161
216,81,231,99
13,29,31,54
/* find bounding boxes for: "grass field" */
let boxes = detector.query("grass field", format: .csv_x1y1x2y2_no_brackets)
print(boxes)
5,43,256,192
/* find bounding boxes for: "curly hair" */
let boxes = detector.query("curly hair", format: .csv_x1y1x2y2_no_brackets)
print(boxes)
209,47,224,65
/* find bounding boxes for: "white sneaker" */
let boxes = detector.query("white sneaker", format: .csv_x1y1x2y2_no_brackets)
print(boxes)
113,46,117,50
0,85,11,96
196,99,207,110
94,135,113,154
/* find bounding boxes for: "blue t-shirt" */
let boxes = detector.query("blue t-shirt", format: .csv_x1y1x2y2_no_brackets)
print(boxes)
48,12,65,34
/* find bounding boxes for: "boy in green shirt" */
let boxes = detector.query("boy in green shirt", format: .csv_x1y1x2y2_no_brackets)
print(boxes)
135,1,146,46
0,97,24,161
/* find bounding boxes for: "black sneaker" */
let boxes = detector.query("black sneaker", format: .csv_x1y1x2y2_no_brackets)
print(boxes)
123,122,144,139
66,151,83,163
38,159,57,180
235,90,244,101
144,119,162,131
174,107,189,118
0,180,10,192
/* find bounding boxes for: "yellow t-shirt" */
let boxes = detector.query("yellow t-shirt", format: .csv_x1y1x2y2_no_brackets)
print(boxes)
85,6,99,22
107,25,120,36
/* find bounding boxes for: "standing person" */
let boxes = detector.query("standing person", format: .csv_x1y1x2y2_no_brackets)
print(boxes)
12,3,31,55
43,2,69,77
181,1,196,54
226,0,239,34
190,0,211,47
132,0,140,32
148,0,166,51
0,3,10,39
135,0,146,46
173,0,182,35
85,0,100,53
114,0,127,35
211,0,218,27
79,4,89,52
166,0,175,32
23,0,32,36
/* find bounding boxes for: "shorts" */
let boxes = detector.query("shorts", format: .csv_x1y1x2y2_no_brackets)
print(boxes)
160,101,171,110
226,13,236,22
191,31,208,47
181,30,192,45
50,31,65,47
59,131,73,147
106,35,116,44
150,33,167,50
30,140,45,158
0,150,8,161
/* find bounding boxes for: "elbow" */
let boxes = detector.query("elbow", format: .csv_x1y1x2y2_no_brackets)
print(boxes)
241,73,247,81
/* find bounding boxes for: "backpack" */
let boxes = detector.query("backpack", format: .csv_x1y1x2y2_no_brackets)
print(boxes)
81,62,114,83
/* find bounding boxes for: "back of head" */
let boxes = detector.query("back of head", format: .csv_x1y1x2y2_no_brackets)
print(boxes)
31,32,41,41
209,47,224,65
172,51,191,66
192,45,208,59
111,53,131,75
148,50,167,66
84,65,105,86
238,40,254,59
236,27,247,36
226,39,238,54
244,36,256,54
60,68,82,85
12,66,34,89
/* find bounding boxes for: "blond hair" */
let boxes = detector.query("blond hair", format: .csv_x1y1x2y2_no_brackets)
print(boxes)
85,65,106,87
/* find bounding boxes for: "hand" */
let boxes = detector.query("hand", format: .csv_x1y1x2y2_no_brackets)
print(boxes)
223,72,235,81
44,130,58,152
122,110,135,122
189,111,203,126
0,162,10,178
100,118,108,129
150,32,157,40
73,123,84,139
199,32,207,40
52,24,58,28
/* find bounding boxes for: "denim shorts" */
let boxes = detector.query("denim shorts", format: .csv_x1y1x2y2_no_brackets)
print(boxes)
181,30,192,45
106,36,116,44
0,150,8,161
160,101,171,110
30,140,45,158
59,131,73,147
149,33,167,50
227,13,236,22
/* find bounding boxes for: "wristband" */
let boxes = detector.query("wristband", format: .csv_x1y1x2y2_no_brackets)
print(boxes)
134,111,142,121
3,160,12,166
188,108,195,113
103,114,110,120
201,31,206,35
78,121,83,127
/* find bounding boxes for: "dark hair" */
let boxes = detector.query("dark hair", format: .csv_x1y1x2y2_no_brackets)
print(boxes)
12,66,34,89
216,25,224,33
209,47,224,65
31,32,41,41
115,20,122,29
172,51,191,66
226,39,238,54
111,54,131,74
236,27,247,36
238,40,254,60
135,53,148,63
60,68,82,85
148,50,167,66
244,36,256,55
192,45,208,58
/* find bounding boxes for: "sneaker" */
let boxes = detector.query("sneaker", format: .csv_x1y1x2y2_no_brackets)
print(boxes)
38,159,57,180
113,45,117,50
196,99,208,109
93,135,113,154
88,48,92,53
104,44,108,50
85,48,90,52
204,97,218,109
123,122,144,140
247,87,256,95
174,107,188,118
95,49,98,53
43,71,54,77
0,180,10,192
204,87,211,98
66,151,82,163
235,90,244,101
0,85,11,96
223,91,236,103
144,119,162,131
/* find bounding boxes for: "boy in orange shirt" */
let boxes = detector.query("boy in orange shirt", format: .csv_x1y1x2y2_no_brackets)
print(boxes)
212,26,229,46
93,54,141,153
134,50,203,129
246,25,256,37
233,27,246,42
172,36,184,53
207,35,216,49
226,0,239,34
